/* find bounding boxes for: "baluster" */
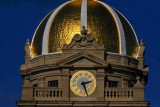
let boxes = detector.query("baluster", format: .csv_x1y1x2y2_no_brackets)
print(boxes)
39,90,41,97
50,90,52,97
121,90,123,98
131,90,133,97
46,90,49,97
57,90,59,97
37,90,39,97
107,91,109,97
124,90,126,97
41,90,43,97
110,91,113,98
60,90,62,97
114,91,116,97
107,90,109,98
44,89,47,97
46,90,48,97
44,90,46,97
54,90,56,97
42,90,44,97
128,90,130,97
117,91,119,98
108,90,110,98
40,90,42,97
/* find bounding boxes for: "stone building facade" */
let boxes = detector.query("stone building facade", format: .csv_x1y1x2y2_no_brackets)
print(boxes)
17,0,149,106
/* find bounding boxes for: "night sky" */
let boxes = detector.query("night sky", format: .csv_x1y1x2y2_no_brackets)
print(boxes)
0,0,160,106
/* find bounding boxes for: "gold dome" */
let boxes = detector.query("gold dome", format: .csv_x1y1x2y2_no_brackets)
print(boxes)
31,0,139,58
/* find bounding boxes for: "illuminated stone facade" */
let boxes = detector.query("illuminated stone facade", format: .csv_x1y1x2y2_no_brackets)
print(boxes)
17,0,149,107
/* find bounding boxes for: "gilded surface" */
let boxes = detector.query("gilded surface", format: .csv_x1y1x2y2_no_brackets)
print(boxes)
49,0,82,53
70,70,96,97
114,9,138,57
87,0,120,53
31,0,138,58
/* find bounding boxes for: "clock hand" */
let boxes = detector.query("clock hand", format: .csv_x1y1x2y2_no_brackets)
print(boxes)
83,81,92,84
83,84,88,96
81,82,88,96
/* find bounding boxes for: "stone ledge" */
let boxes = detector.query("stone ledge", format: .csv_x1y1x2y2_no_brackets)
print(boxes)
17,100,149,107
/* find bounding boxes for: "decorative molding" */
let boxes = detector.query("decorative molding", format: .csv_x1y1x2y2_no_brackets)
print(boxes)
63,27,104,50
57,51,108,67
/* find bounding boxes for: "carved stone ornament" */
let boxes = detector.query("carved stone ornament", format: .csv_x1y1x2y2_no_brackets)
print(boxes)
138,39,145,57
63,27,104,49
86,34,94,42
25,39,31,57
74,34,81,42
134,76,144,88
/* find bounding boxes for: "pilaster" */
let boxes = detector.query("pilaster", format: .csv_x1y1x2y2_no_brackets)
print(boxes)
21,86,33,100
96,69,105,101
138,57,144,69
133,77,145,101
121,77,128,88
38,78,45,87
61,69,70,101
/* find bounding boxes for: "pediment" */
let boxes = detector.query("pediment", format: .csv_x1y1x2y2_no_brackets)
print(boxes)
57,51,108,67
66,57,102,66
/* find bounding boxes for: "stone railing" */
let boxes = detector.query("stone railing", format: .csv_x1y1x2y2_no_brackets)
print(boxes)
34,87,62,101
105,88,134,101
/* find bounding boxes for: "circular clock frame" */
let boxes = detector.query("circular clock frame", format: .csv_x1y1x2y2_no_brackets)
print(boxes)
70,70,96,97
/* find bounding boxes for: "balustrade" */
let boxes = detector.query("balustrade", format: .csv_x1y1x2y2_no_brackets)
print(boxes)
34,87,62,100
32,87,142,101
105,88,133,101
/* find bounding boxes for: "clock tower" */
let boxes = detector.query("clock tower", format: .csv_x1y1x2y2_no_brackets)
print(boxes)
17,0,149,106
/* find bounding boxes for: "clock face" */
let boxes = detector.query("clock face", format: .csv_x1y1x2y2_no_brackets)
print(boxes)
70,70,96,97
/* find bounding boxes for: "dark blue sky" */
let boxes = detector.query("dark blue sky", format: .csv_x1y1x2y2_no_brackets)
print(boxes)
0,0,159,106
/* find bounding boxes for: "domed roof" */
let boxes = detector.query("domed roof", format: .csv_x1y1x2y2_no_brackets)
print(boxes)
31,0,139,58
